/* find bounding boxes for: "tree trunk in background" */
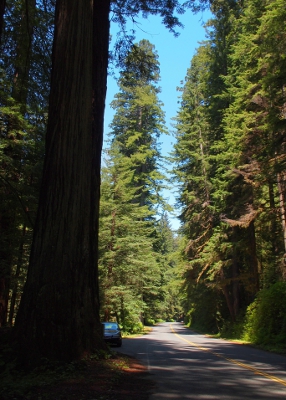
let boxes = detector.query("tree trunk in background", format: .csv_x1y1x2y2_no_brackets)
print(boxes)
231,237,240,318
248,221,260,293
268,181,279,254
12,0,36,109
8,225,27,326
221,285,235,322
0,0,6,45
0,211,13,327
277,172,286,255
15,0,109,362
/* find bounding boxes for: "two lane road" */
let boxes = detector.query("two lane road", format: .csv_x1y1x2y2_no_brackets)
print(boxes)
118,322,286,399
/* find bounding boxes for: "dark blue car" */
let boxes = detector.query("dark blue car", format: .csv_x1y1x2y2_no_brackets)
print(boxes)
102,322,122,347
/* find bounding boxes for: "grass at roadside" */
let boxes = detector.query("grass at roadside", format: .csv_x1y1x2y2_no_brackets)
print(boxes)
122,326,153,338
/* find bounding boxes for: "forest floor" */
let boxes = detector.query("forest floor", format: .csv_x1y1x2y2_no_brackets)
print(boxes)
1,352,155,400
0,329,155,400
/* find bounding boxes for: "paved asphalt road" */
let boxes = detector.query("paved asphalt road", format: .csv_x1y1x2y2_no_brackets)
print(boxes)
117,322,286,399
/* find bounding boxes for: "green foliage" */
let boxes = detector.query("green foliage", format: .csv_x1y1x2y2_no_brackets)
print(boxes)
110,39,167,211
99,158,160,325
0,89,45,325
186,283,222,334
99,159,178,331
0,0,51,326
144,318,155,326
99,39,179,332
172,0,286,344
243,282,286,349
218,312,247,339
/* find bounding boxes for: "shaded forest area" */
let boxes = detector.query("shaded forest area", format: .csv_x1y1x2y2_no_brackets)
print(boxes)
0,0,286,382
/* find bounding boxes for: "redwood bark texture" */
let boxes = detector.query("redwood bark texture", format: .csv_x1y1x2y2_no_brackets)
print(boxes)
15,0,110,361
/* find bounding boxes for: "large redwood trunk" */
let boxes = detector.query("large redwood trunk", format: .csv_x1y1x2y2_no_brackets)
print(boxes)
15,0,110,362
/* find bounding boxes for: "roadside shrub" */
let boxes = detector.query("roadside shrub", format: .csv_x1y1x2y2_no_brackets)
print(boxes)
219,312,246,339
243,282,286,348
144,318,155,326
130,321,144,333
122,320,144,334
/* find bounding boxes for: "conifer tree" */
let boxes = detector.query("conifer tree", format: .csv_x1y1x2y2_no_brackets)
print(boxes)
100,39,175,328
110,39,166,211
99,148,161,330
173,0,286,332
221,0,286,287
172,0,261,326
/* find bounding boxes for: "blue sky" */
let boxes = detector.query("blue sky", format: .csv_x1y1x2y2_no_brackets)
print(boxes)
104,8,212,230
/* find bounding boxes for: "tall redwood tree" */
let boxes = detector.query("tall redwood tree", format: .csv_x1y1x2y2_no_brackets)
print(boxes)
15,0,110,361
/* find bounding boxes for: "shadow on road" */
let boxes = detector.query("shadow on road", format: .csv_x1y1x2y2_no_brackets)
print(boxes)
117,322,286,400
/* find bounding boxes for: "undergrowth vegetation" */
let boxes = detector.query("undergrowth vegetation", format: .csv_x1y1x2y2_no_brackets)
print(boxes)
190,282,286,354
242,282,286,352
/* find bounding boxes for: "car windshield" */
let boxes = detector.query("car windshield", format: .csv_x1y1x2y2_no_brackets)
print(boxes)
104,323,118,330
